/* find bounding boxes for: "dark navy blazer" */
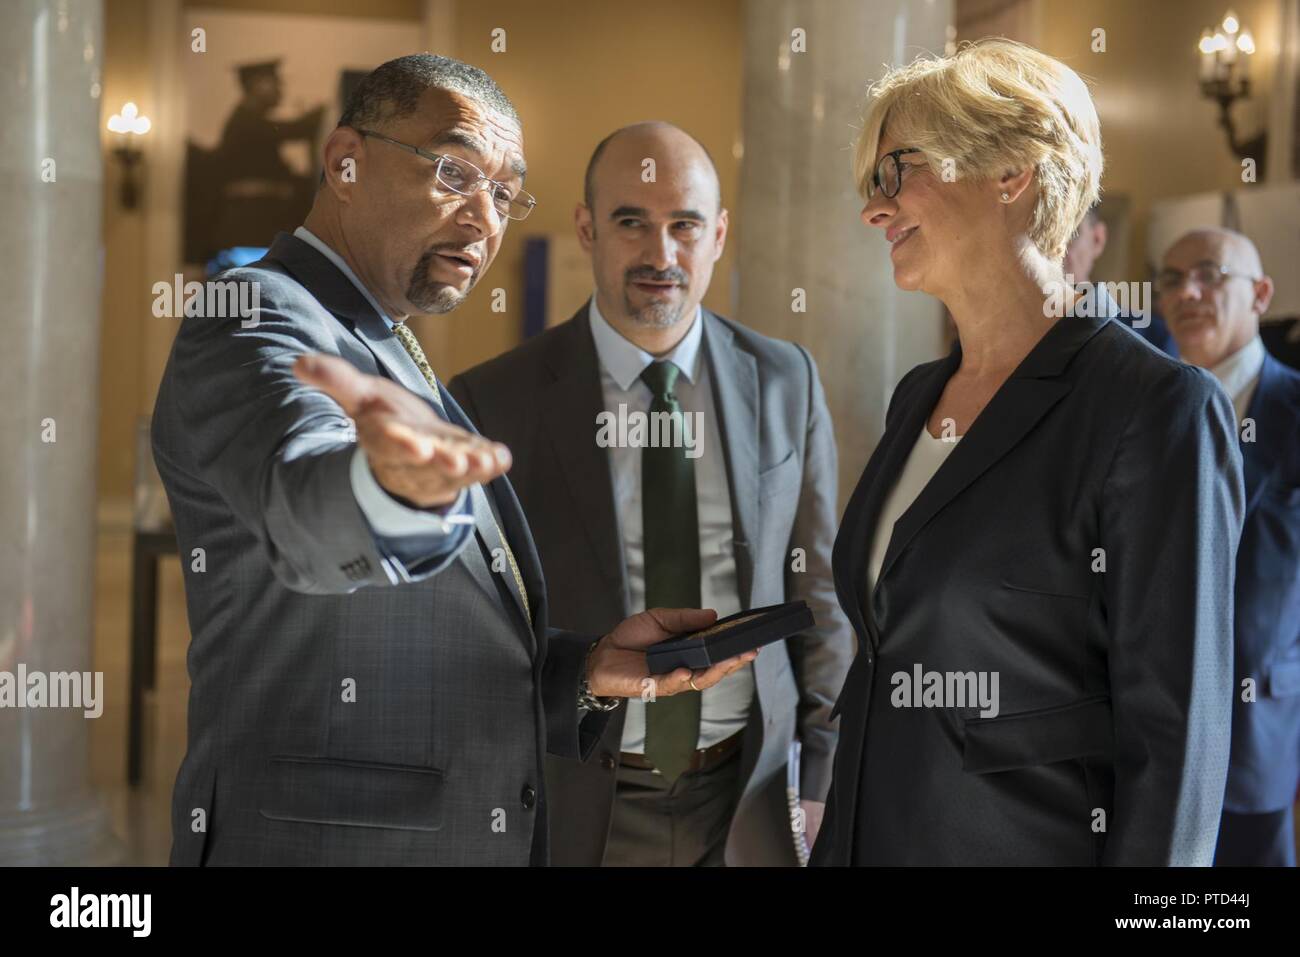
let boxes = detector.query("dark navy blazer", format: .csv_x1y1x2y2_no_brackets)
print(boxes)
1224,352,1300,814
810,314,1243,865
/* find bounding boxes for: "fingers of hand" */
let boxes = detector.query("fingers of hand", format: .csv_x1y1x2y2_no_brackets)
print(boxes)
645,606,718,636
296,353,513,502
296,355,432,425
644,653,746,696
358,415,510,480
359,417,436,464
437,438,509,483
645,668,695,697
294,354,374,416
688,650,758,691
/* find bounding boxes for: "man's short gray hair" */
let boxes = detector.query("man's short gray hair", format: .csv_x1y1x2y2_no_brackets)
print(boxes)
338,53,518,131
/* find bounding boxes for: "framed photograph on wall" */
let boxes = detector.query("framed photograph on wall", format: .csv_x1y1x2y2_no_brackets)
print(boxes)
181,8,423,267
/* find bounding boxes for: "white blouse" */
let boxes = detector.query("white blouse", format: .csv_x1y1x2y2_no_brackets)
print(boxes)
866,427,962,595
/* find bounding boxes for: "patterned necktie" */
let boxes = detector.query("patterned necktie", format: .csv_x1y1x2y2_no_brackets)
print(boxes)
639,360,701,783
390,321,531,623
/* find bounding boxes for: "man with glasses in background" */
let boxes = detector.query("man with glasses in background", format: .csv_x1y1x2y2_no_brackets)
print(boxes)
1158,227,1300,866
152,54,754,867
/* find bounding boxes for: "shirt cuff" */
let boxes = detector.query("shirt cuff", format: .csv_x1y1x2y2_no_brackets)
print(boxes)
349,446,470,538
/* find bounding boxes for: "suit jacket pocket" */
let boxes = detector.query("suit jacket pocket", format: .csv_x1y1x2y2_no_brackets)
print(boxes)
1001,579,1091,601
962,695,1112,774
259,755,445,831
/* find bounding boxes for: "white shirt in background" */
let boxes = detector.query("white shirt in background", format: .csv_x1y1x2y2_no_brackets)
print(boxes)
1209,335,1266,423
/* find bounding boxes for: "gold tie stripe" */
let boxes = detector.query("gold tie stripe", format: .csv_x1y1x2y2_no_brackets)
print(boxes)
390,321,531,623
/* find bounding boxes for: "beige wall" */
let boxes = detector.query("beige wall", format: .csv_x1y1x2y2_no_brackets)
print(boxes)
971,0,1284,279
96,0,741,504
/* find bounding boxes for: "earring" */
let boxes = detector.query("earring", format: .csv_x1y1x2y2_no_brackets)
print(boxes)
1000,192,1011,202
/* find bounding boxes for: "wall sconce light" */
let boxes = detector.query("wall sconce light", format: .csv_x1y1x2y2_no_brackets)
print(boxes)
107,101,151,209
1198,9,1266,176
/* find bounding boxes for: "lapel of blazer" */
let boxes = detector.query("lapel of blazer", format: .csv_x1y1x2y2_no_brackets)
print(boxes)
871,314,1109,613
490,471,549,650
267,232,537,648
836,349,957,651
703,312,760,611
541,305,630,612
441,386,539,651
266,232,441,402
1241,352,1285,517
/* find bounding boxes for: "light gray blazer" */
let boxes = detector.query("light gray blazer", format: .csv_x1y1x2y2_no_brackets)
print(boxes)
449,305,853,866
152,232,609,866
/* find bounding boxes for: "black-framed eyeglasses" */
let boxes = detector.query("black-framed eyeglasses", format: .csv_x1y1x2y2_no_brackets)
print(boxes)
355,128,537,221
1155,261,1260,295
868,147,924,199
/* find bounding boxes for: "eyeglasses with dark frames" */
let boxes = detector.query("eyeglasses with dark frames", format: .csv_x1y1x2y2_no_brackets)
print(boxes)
869,148,925,199
355,128,537,222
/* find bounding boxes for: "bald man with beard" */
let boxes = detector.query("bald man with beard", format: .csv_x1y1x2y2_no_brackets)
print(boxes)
1158,227,1300,866
450,122,852,866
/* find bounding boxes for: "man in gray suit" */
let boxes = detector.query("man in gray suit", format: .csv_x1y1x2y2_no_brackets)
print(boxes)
152,56,753,866
449,122,852,865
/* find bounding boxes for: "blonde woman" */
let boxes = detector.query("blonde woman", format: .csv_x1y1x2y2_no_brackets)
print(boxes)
811,40,1243,866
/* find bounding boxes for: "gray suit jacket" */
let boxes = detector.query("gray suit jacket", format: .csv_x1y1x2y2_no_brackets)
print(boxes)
448,305,853,865
152,232,610,866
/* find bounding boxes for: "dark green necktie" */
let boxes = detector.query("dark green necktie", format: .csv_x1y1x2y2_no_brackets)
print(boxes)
639,360,701,783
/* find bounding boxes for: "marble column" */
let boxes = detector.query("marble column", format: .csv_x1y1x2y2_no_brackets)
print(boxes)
737,0,952,504
0,0,121,864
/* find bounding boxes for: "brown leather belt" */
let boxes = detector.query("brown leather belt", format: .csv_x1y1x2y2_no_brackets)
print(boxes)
620,730,744,775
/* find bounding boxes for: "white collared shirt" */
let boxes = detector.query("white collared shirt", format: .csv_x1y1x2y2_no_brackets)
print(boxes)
588,296,753,752
293,226,468,539
294,226,395,330
1209,335,1267,423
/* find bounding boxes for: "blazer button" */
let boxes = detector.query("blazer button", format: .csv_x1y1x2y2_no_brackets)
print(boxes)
600,753,616,771
520,784,537,810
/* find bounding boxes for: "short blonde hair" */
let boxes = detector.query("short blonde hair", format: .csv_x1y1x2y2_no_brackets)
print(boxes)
855,39,1103,262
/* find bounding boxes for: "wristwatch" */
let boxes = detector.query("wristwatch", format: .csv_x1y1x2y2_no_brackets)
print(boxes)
578,640,621,712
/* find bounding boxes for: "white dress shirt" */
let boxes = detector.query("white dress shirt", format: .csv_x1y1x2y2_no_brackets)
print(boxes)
588,296,754,752
1209,335,1267,423
866,428,962,595
293,226,469,539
